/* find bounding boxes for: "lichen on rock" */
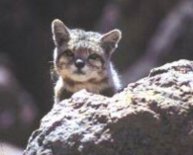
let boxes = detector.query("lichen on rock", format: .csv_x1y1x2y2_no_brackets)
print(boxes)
24,59,193,155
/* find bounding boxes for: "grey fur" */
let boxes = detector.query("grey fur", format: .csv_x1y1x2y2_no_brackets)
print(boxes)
51,19,122,103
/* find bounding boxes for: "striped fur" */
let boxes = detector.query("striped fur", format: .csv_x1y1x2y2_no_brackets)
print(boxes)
51,19,122,103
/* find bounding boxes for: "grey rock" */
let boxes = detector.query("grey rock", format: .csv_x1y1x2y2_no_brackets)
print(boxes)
24,59,193,155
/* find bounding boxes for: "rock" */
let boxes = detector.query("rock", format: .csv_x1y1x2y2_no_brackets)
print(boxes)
24,59,193,155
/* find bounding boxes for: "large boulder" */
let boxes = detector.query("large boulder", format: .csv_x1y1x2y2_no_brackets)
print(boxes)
24,59,193,155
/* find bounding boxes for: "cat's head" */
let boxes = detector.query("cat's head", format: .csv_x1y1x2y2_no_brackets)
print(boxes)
51,19,122,82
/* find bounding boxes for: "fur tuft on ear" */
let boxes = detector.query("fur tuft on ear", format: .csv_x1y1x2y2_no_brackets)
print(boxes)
101,29,122,55
51,19,70,46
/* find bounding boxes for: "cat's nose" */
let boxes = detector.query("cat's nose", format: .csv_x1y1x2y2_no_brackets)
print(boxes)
75,59,85,69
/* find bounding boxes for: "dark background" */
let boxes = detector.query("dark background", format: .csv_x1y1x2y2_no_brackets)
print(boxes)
0,0,193,152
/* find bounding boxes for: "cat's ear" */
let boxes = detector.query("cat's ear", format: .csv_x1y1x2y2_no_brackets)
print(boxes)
51,19,70,46
101,29,122,55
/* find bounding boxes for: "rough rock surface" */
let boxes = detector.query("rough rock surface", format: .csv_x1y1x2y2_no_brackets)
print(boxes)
24,59,193,155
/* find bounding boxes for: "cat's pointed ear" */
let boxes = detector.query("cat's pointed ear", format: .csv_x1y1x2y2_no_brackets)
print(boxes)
101,29,122,55
51,19,70,46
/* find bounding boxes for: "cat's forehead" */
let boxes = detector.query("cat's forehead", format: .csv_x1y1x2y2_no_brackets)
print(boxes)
70,29,102,42
68,29,103,53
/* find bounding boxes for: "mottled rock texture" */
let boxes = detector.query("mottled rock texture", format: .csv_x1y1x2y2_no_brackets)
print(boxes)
24,59,193,155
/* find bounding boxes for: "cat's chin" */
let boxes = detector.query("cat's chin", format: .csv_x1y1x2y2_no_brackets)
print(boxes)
73,70,85,75
70,74,88,82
